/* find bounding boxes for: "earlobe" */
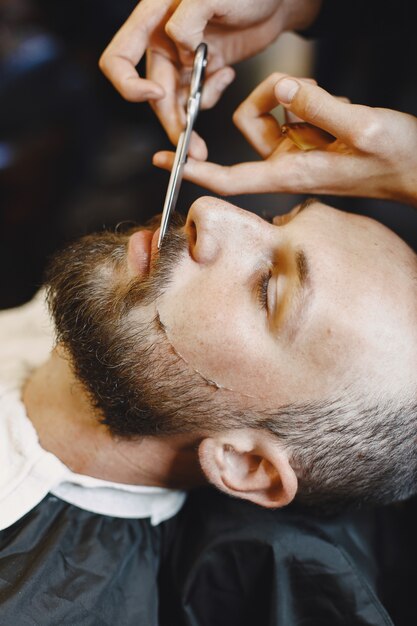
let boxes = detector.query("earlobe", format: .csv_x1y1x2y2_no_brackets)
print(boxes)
198,430,298,509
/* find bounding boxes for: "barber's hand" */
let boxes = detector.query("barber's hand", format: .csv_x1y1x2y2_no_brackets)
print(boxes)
99,0,322,159
153,72,417,207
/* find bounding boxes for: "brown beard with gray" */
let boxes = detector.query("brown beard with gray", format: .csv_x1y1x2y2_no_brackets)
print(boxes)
44,214,277,442
43,214,208,438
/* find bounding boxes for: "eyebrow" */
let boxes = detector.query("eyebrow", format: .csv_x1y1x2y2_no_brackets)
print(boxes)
284,199,315,337
295,249,310,285
280,247,312,342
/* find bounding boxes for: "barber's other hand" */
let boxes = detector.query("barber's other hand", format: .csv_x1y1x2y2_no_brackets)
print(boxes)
153,72,417,207
99,0,322,159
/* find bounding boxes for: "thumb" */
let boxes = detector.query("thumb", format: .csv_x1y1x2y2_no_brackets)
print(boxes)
165,0,213,53
275,77,371,146
165,1,227,72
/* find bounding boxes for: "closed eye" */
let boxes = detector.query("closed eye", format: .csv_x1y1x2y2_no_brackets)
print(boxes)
257,270,271,311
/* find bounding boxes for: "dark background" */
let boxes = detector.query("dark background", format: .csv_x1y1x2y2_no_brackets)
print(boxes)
1,0,416,309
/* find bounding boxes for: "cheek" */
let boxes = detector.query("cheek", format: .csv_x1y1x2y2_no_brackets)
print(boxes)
290,293,370,399
158,275,222,350
156,279,280,396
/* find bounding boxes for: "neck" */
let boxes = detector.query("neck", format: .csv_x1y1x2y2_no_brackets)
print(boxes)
22,349,204,489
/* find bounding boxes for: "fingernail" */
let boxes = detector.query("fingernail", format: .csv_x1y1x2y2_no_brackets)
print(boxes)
275,78,299,104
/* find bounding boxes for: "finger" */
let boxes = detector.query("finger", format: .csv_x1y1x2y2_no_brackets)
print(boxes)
178,66,235,109
200,67,235,109
153,140,386,197
153,151,279,195
147,49,184,144
233,74,318,158
274,77,375,149
235,73,315,115
165,0,217,55
147,50,208,160
284,93,350,124
283,78,317,123
165,0,283,71
153,148,375,197
233,73,289,158
164,0,235,72
99,0,172,101
189,132,209,161
100,55,165,101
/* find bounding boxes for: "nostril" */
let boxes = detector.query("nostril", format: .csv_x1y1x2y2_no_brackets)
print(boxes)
186,207,220,265
187,219,197,250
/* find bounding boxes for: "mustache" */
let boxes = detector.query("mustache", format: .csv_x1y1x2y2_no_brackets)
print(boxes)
45,211,189,328
123,212,188,309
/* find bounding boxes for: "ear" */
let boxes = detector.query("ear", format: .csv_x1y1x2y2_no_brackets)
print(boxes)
198,429,297,508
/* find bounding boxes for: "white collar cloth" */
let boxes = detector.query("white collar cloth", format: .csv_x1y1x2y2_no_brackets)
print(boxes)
0,291,186,531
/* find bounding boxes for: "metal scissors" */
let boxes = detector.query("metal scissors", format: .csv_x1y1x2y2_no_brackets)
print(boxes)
157,42,208,248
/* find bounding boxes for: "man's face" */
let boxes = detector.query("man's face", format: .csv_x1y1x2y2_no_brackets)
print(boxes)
128,198,417,408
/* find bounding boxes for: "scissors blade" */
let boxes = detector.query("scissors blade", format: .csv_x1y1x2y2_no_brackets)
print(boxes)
157,107,196,247
157,43,207,248
157,131,188,248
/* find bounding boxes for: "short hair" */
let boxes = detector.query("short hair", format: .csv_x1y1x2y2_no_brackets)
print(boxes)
255,395,417,510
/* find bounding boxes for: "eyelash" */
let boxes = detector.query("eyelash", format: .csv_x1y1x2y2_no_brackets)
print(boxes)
257,270,271,310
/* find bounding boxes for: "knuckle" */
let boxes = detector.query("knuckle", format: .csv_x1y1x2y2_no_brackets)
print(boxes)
275,159,297,193
351,109,383,152
233,101,255,129
216,168,234,195
165,19,183,43
277,154,308,193
98,53,109,75
299,94,326,124
232,107,244,129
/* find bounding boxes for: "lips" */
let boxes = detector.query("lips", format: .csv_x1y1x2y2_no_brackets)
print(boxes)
127,227,160,277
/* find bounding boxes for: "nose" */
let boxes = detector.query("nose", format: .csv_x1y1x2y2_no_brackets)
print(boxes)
186,196,271,265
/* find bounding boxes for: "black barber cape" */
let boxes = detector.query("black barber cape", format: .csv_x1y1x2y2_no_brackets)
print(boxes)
0,487,395,626
0,494,174,625
160,488,393,626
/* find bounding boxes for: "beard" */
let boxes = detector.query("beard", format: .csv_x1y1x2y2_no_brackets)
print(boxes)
44,214,191,438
